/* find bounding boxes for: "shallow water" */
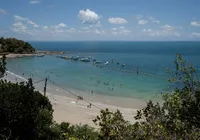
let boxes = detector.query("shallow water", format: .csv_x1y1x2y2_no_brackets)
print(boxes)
6,41,200,100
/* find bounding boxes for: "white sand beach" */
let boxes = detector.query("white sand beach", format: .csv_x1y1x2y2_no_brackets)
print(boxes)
2,71,146,127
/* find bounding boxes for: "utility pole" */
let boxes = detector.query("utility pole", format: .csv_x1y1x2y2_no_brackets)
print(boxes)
44,77,47,96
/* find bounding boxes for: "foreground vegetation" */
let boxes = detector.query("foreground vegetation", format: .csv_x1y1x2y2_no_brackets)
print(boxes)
0,37,35,54
0,54,200,139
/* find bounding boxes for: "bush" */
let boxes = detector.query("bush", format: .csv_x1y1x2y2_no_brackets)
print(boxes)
0,79,53,140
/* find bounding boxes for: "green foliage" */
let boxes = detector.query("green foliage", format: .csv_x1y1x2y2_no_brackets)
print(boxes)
0,79,53,140
1,53,200,139
93,109,134,140
132,53,200,139
0,37,35,54
0,55,6,77
92,53,200,140
42,122,99,140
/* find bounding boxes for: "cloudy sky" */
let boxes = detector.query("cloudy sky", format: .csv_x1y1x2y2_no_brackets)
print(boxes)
0,0,200,41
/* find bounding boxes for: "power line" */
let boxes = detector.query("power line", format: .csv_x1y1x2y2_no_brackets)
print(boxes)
33,78,46,84
48,79,102,110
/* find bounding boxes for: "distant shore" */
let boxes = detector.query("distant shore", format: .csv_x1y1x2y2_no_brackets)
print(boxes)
0,50,68,58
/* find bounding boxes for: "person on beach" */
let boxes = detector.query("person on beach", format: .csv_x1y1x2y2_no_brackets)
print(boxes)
87,103,92,108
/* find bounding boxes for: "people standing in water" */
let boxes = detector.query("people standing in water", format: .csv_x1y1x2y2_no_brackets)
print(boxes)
137,65,139,75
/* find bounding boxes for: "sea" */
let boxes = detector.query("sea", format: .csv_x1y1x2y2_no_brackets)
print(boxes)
6,41,200,101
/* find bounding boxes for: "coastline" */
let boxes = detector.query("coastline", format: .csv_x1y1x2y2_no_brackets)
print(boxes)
0,50,67,58
2,71,146,127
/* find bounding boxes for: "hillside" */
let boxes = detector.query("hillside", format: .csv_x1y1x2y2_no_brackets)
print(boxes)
0,37,35,54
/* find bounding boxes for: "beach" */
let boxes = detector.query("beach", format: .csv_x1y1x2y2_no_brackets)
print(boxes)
3,71,146,127
3,41,200,127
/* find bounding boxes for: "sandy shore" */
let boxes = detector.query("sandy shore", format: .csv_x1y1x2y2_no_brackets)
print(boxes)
0,53,38,58
0,51,66,58
2,71,146,127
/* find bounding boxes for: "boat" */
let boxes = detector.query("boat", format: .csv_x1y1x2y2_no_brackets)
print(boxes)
95,61,101,64
71,56,79,61
122,64,125,67
105,61,109,65
37,55,44,57
80,58,90,62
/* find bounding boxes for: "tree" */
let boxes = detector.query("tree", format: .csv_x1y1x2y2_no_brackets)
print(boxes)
93,54,200,140
93,109,135,140
0,55,6,77
0,79,54,140
133,54,200,139
0,37,35,54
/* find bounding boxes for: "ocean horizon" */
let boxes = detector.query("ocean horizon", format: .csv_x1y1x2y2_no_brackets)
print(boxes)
6,41,200,101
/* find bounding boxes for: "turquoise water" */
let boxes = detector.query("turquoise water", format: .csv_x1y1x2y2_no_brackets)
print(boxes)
6,41,200,100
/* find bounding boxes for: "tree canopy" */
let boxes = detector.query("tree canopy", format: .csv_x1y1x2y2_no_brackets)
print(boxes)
0,55,6,77
0,37,35,54
0,79,53,140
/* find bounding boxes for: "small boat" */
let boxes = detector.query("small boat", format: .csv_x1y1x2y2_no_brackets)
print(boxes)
95,61,101,64
60,56,66,59
105,61,109,65
71,56,79,61
37,55,44,57
122,64,125,67
80,58,90,62
84,59,90,62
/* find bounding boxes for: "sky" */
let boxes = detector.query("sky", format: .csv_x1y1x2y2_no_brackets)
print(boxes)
0,0,200,41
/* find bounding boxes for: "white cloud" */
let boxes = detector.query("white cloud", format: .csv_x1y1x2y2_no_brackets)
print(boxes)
142,28,180,37
54,29,65,33
30,1,40,4
161,24,173,30
0,8,7,14
27,20,39,28
111,27,131,35
57,23,67,28
12,22,28,33
66,28,76,33
94,29,105,35
149,17,160,23
154,20,160,23
119,26,124,29
136,15,143,20
191,21,200,27
14,15,40,28
108,17,128,24
138,20,148,25
88,21,101,27
43,26,48,29
80,27,90,30
78,9,100,24
14,15,28,21
191,32,200,37
95,29,101,34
